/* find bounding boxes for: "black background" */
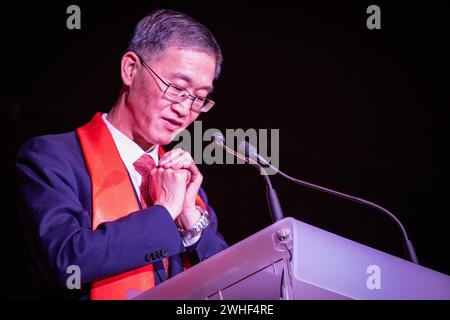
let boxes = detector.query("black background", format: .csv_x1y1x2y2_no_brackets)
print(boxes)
1,1,447,298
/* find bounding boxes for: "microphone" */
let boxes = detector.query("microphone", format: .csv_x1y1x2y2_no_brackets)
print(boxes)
212,131,285,223
238,140,419,265
212,131,225,146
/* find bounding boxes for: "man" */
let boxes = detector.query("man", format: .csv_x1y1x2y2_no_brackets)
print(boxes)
16,9,228,300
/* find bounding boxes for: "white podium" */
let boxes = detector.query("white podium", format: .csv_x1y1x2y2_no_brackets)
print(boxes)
135,217,450,300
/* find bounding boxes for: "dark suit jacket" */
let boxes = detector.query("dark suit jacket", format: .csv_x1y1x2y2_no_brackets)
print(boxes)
16,132,228,299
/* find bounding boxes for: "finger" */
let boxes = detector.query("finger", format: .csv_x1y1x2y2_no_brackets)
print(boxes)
162,156,192,170
150,167,162,176
187,161,201,183
174,168,191,184
159,148,185,166
159,152,186,168
185,170,192,184
160,152,193,169
175,156,200,184
168,157,200,185
159,153,200,185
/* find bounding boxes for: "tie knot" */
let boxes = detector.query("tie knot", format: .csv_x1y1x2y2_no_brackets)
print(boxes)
133,154,156,177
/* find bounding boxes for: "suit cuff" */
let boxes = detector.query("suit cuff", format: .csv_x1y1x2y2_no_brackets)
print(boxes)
139,205,184,262
185,227,227,262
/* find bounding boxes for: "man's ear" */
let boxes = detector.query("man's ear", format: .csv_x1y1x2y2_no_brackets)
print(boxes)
121,51,139,87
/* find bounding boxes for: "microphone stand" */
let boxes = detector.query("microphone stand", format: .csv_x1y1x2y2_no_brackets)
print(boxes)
215,137,285,223
255,166,285,223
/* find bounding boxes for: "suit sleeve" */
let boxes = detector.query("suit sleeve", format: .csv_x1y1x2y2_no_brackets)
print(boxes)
16,136,186,287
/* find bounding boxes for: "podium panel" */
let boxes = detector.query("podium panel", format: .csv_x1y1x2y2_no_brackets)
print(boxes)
135,218,450,300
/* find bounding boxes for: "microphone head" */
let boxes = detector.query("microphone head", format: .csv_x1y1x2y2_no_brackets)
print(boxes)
212,131,225,145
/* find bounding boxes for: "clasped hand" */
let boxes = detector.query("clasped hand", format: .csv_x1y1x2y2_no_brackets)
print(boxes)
149,149,202,230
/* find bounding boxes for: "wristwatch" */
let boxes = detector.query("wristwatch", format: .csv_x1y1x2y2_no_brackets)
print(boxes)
179,206,210,241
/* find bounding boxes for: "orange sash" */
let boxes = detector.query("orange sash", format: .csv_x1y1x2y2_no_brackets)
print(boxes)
77,112,205,299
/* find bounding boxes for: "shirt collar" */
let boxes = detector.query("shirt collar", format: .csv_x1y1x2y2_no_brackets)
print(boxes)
102,113,159,169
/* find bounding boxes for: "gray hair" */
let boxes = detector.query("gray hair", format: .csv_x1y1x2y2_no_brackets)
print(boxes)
127,9,223,79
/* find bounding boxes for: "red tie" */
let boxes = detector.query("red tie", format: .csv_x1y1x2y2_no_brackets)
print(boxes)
133,154,170,276
133,154,156,209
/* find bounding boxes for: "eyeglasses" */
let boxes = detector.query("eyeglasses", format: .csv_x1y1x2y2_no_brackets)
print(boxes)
136,54,215,113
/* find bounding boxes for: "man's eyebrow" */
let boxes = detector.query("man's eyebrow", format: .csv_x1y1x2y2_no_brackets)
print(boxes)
171,72,214,93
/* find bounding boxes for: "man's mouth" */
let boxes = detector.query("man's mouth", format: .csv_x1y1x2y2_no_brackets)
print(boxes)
161,117,183,131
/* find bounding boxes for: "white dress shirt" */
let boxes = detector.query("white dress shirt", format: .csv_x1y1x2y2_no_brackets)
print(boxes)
102,113,159,198
102,113,200,246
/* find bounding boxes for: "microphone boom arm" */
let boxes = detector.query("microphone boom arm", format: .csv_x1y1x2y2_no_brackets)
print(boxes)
256,155,419,264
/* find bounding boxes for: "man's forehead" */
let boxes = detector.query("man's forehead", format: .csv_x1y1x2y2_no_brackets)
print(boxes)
152,47,216,91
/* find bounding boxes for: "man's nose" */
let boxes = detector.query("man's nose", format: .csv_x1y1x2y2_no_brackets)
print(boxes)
171,99,191,117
